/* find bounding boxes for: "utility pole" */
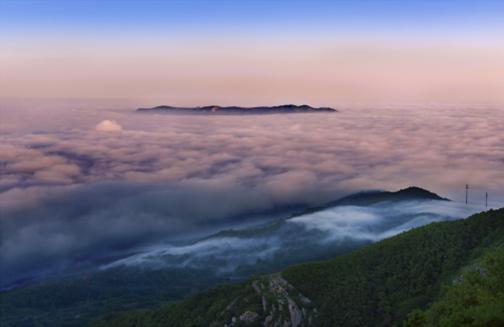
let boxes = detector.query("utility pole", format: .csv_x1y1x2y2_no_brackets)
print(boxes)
486,192,488,208
465,184,469,204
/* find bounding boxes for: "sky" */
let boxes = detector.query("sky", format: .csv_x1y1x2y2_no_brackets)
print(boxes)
1,0,504,105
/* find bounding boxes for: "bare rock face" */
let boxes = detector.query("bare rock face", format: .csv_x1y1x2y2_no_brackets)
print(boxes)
240,311,259,323
219,274,317,326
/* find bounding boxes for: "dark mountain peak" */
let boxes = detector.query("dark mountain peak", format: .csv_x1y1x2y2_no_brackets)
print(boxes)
275,104,310,109
393,186,448,201
332,186,449,206
136,104,337,114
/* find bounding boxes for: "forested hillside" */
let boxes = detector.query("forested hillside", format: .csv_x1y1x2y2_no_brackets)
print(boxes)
0,187,464,327
282,208,504,326
90,208,504,327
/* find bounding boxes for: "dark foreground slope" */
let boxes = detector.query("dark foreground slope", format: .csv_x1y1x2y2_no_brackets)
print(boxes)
404,245,504,326
91,208,504,327
282,208,504,326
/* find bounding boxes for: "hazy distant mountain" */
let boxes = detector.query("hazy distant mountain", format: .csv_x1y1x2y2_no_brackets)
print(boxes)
136,104,337,114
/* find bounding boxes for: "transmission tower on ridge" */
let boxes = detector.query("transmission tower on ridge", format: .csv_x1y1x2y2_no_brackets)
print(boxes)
465,184,469,204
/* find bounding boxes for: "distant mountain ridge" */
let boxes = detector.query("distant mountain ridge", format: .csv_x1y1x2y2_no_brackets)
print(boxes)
204,186,449,239
332,186,449,206
136,104,337,114
286,186,449,218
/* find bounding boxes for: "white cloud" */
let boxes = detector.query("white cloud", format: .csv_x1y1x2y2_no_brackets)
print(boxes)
95,120,122,132
2,102,504,288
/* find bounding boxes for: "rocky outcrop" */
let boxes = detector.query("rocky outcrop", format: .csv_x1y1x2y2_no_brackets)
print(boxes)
222,274,317,326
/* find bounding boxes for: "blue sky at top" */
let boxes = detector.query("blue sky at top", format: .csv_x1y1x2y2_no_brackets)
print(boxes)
1,0,503,43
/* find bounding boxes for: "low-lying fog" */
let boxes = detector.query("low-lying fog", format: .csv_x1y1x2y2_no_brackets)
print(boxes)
103,199,483,275
1,100,503,288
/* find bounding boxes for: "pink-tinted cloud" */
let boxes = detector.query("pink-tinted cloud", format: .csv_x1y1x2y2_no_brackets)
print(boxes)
1,102,503,287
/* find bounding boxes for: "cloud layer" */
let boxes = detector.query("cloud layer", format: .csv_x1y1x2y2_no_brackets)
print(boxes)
1,102,503,287
1,105,503,207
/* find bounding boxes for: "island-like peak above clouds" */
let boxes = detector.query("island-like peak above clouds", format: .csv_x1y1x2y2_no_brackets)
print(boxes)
136,104,337,114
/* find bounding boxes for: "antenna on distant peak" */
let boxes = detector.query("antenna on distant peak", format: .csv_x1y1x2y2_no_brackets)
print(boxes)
465,184,469,204
485,192,488,208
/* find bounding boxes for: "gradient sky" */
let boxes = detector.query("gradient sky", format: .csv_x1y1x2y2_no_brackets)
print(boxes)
1,0,504,105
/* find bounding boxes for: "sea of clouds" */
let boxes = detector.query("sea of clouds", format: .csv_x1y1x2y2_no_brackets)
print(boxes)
1,100,503,286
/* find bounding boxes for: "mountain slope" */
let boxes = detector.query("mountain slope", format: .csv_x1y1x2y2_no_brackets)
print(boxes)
282,208,504,326
90,208,504,327
0,188,483,326
405,245,504,326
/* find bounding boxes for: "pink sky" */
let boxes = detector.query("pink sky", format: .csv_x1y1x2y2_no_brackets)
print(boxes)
1,40,503,106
